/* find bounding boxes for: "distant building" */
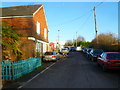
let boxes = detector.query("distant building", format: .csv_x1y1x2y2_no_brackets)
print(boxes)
52,40,65,52
49,42,55,51
0,4,49,60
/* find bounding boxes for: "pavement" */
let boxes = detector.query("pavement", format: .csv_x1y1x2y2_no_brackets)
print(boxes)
2,61,56,89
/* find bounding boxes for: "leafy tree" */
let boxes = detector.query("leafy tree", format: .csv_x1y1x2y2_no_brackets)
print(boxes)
73,35,88,47
1,23,22,60
74,41,90,47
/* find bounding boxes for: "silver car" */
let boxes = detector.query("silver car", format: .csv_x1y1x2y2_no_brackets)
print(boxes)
61,48,69,54
42,51,60,62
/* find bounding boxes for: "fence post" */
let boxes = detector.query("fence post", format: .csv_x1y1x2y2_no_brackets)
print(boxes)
2,57,42,81
0,62,2,90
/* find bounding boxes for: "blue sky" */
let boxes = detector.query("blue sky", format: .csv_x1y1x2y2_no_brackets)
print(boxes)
1,2,118,43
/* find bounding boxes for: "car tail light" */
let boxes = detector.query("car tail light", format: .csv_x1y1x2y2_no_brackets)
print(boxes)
52,56,56,58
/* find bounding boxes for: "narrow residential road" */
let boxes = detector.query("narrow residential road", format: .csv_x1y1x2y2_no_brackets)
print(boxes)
20,51,120,88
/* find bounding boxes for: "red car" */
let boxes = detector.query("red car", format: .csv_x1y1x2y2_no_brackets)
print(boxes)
97,52,120,71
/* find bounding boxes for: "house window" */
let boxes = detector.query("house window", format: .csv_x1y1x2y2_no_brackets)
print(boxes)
36,42,41,53
43,43,47,53
36,21,40,34
44,28,47,39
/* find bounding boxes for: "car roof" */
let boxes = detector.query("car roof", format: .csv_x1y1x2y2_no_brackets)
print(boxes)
71,47,75,48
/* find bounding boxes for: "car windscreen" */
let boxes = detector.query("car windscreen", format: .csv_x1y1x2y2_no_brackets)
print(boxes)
44,52,53,55
88,49,92,53
107,53,120,60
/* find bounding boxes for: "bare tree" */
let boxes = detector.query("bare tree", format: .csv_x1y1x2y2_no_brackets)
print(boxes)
65,40,73,46
90,33,118,51
77,35,85,42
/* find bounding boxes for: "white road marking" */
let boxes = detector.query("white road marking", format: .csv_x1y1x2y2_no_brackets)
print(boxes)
17,62,55,89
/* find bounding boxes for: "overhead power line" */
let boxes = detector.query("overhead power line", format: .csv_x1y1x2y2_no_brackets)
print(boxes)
49,2,104,29
50,9,93,29
77,11,93,33
95,2,104,8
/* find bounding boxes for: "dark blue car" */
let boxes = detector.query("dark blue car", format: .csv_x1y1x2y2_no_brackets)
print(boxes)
89,49,104,61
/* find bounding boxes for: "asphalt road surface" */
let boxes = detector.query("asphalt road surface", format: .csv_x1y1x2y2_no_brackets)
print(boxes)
20,51,120,88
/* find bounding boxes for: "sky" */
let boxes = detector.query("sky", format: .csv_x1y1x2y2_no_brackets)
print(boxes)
0,1,118,43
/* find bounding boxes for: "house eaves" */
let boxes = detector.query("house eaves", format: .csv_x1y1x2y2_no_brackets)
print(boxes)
0,15,33,18
28,37,49,44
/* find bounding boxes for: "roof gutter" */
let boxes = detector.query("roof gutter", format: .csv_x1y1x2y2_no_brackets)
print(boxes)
0,15,33,18
28,37,48,44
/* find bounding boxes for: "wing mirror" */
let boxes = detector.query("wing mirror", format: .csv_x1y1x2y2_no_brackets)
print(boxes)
98,55,102,58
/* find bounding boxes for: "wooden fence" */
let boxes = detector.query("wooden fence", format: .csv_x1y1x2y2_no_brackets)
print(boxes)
2,57,41,80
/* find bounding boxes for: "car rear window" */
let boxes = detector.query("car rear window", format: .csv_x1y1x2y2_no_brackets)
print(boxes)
93,50,103,54
65,47,69,49
44,52,53,55
71,47,75,49
88,49,92,52
107,53,120,60
62,49,67,50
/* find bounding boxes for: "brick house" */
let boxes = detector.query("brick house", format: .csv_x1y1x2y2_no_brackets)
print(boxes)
0,4,49,60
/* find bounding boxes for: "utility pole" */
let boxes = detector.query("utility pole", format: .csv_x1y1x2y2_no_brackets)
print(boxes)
76,32,77,47
73,36,74,46
58,30,60,52
94,6,98,47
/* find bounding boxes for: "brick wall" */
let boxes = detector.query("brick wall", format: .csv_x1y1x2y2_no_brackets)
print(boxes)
2,17,34,37
19,40,36,60
33,6,48,42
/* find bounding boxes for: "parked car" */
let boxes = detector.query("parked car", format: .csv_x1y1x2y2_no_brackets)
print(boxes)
64,46,71,51
86,48,93,58
58,52,64,58
42,51,60,62
70,47,76,51
82,47,88,54
89,49,104,61
61,48,69,55
76,46,82,51
97,52,120,71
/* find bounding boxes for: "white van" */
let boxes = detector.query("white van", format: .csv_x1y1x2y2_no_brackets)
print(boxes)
76,46,82,51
